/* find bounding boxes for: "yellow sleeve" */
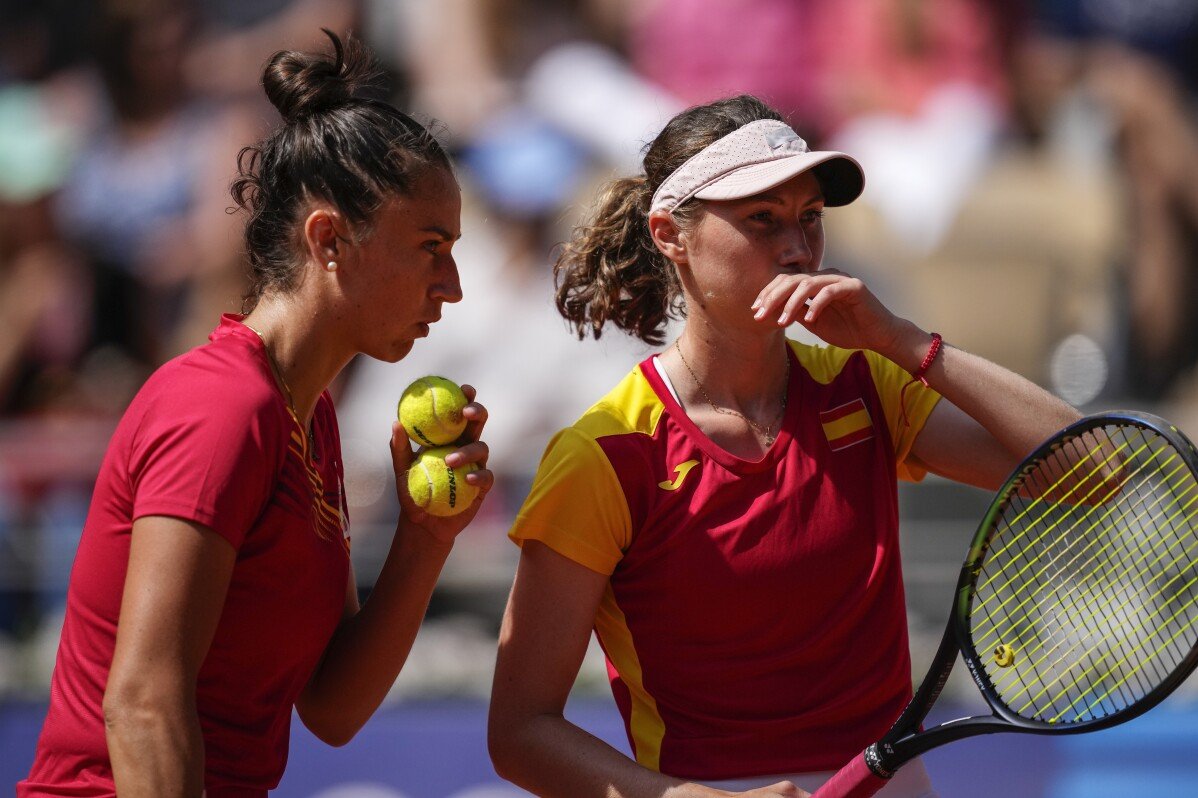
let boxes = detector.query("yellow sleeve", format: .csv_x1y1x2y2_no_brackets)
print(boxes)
509,426,632,576
862,350,943,482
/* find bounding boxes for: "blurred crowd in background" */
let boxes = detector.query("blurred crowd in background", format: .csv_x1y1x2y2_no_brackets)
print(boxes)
2,0,1198,706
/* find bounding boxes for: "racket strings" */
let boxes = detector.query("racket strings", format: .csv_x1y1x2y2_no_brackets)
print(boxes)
976,437,1130,589
989,430,1198,719
976,431,1175,649
967,423,1198,725
970,441,1171,648
998,430,1198,719
974,456,1195,654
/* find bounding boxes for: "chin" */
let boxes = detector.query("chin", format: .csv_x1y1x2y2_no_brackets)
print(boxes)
368,339,415,363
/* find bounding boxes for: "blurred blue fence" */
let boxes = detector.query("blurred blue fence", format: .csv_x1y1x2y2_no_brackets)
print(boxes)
4,697,1198,796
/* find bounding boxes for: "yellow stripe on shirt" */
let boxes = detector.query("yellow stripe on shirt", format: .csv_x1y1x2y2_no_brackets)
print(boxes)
594,583,666,771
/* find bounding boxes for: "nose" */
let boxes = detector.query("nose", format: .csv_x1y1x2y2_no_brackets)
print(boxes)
431,254,463,303
781,221,814,271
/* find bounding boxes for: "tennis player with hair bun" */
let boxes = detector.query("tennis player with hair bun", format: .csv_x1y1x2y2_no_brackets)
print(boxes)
20,31,492,797
488,95,1079,797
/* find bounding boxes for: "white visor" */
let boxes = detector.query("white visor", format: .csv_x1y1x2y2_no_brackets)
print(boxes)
649,119,864,214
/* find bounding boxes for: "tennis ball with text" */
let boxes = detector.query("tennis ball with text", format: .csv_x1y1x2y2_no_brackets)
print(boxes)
407,446,479,517
398,376,467,446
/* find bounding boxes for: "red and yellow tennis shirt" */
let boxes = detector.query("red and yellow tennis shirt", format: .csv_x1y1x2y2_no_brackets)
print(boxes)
510,340,941,780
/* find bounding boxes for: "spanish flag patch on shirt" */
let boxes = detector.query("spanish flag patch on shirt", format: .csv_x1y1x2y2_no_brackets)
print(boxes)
820,398,874,451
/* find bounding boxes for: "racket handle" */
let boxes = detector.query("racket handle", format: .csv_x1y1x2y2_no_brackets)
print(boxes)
810,750,891,798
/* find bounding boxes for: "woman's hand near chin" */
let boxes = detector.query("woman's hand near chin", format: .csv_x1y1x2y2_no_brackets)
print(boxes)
751,269,906,355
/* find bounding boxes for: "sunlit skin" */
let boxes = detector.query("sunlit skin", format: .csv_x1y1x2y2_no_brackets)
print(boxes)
338,168,464,364
672,171,903,355
647,170,907,459
682,171,827,329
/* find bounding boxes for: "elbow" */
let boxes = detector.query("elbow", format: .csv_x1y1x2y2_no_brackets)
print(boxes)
297,706,362,748
314,725,358,748
487,710,511,779
102,677,178,740
101,690,128,737
487,705,530,783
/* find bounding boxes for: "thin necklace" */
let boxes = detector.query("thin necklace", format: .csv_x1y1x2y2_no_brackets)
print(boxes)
674,340,790,446
243,321,345,542
243,322,301,428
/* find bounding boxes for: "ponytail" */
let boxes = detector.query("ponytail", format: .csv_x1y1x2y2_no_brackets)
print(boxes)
554,176,682,346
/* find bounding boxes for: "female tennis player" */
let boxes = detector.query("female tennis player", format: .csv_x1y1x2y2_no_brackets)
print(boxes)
19,32,492,797
487,95,1079,797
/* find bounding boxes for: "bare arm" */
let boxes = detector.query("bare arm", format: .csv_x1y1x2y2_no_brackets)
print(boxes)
294,515,455,745
883,321,1081,490
754,271,1082,491
297,391,495,744
488,541,804,798
104,516,237,797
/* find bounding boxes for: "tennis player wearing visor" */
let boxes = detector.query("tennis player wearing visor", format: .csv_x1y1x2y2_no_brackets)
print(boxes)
487,95,1079,798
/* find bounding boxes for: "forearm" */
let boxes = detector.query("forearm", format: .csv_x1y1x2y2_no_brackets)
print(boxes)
490,711,717,798
882,320,1081,457
298,518,453,743
105,694,204,797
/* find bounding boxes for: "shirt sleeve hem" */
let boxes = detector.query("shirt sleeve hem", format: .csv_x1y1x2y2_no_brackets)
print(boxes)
509,521,619,576
895,392,943,483
132,501,245,550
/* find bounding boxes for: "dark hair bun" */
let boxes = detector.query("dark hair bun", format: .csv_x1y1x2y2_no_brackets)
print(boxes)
262,29,381,122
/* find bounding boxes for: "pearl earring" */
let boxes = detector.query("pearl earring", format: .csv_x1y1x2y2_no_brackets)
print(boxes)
326,261,338,271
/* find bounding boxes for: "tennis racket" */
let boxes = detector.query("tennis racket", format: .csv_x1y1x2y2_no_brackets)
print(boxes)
814,411,1198,798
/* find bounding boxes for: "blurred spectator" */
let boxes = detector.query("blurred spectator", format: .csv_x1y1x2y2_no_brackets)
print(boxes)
0,0,94,648
1012,0,1198,399
54,0,260,369
628,0,827,137
185,0,357,101
818,0,1013,254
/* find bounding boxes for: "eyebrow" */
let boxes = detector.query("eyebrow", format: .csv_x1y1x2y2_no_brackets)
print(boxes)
421,225,463,241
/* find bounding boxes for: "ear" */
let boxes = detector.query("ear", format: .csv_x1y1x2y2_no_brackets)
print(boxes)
648,210,689,266
302,208,347,271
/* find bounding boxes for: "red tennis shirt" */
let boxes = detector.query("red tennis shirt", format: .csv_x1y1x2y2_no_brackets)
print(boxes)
19,315,350,797
510,340,941,780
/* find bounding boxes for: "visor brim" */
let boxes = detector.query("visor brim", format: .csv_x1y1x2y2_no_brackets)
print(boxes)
692,152,865,207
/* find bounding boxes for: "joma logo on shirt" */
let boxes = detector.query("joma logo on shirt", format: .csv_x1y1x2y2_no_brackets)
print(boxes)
658,459,700,491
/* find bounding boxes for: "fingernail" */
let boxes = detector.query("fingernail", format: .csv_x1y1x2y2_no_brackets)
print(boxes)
754,308,765,319
805,311,814,322
751,298,761,310
778,313,788,325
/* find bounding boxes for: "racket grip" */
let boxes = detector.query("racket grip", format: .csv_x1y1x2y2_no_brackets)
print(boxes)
810,750,890,798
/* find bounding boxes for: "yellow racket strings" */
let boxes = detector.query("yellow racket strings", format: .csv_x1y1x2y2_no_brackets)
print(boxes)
996,427,1198,720
967,424,1198,724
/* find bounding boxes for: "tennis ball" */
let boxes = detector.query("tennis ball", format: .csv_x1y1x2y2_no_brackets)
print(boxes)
398,376,468,447
407,446,479,517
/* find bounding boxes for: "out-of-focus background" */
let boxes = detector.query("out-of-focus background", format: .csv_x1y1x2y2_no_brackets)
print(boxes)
3,0,1198,795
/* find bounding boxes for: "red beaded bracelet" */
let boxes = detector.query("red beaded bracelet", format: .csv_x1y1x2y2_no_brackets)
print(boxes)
911,332,943,386
900,332,943,427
